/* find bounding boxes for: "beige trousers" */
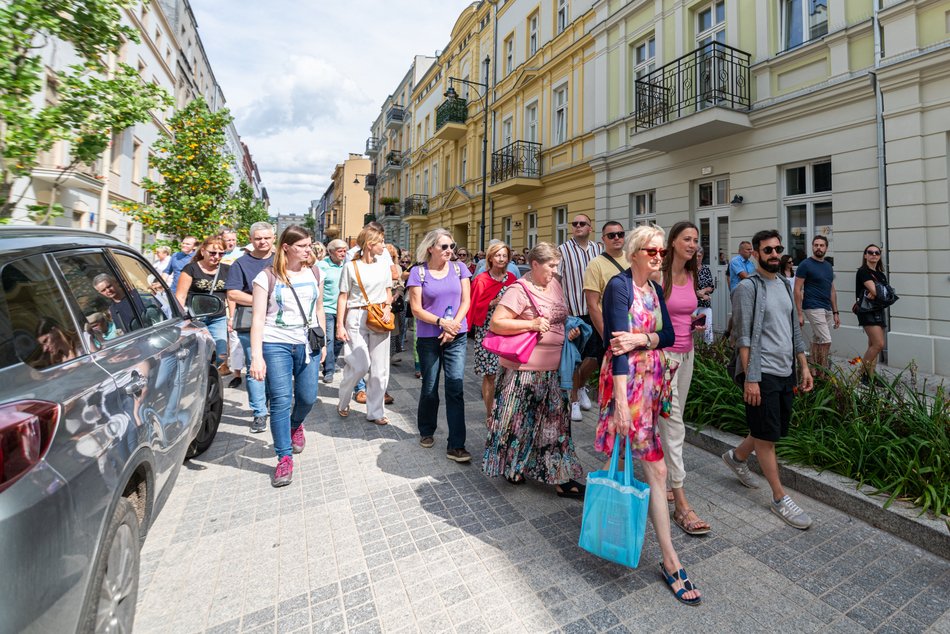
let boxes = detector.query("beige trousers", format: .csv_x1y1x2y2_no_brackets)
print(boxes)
659,350,694,489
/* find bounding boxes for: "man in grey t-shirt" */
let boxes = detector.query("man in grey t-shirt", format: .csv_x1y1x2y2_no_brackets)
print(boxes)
722,229,815,530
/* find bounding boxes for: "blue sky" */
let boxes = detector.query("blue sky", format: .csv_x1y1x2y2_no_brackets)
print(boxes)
190,0,476,214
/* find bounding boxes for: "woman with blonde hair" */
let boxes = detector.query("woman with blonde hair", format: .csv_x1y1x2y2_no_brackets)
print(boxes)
249,225,326,487
336,226,394,423
176,235,230,364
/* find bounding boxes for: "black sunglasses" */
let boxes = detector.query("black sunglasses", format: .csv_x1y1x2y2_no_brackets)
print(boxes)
571,221,589,227
437,243,457,251
605,231,625,240
865,250,881,256
759,245,785,255
205,251,224,257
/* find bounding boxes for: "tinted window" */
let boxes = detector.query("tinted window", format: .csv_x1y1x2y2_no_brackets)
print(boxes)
0,255,84,370
56,251,142,344
111,251,176,326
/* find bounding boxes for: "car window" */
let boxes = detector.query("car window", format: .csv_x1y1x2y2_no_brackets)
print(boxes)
110,251,177,326
55,251,145,344
0,255,84,371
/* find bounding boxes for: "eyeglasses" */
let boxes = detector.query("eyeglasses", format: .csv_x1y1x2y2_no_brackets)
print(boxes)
605,231,625,240
437,243,457,251
865,250,881,256
640,248,668,258
205,251,224,257
571,221,589,228
759,245,785,255
457,252,469,257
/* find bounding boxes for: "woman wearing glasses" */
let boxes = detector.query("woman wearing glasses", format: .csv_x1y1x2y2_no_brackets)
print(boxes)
597,224,701,605
856,245,887,383
175,235,231,365
456,247,476,275
407,229,472,461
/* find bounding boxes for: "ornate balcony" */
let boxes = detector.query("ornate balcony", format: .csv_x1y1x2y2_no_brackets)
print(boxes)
435,97,468,141
365,137,380,156
362,173,376,191
631,42,752,152
490,140,542,195
385,105,406,130
381,150,403,173
382,203,399,217
402,194,429,219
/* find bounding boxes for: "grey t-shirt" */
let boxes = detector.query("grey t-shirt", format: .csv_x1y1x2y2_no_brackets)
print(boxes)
759,276,794,377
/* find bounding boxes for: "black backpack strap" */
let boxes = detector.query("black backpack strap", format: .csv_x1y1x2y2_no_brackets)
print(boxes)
601,252,626,274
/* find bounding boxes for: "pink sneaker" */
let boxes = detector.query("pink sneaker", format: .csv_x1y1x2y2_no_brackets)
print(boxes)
291,424,306,454
272,456,293,487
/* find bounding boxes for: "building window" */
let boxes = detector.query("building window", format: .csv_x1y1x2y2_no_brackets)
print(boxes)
782,0,828,50
132,138,142,183
460,147,467,183
696,1,726,47
432,162,439,195
110,130,123,173
554,206,569,244
557,0,569,34
503,216,512,245
502,117,513,146
505,36,514,74
784,160,833,264
633,36,656,80
526,212,538,248
697,178,729,207
553,85,568,145
444,160,451,189
630,191,656,227
525,103,538,143
529,13,539,56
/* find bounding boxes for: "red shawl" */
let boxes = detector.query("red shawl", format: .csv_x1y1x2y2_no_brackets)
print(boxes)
469,270,516,326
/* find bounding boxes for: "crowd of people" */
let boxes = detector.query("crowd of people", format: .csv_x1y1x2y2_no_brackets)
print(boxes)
151,213,894,607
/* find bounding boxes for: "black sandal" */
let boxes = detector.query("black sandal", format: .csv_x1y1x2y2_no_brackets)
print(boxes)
556,479,586,499
505,474,525,485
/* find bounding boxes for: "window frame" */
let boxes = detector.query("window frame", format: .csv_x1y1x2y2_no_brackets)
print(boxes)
781,0,829,51
524,101,538,143
782,159,833,265
553,84,568,145
526,212,538,249
633,35,656,80
503,216,512,245
695,1,726,47
557,0,569,34
554,206,569,245
528,12,539,56
505,36,514,74
630,191,657,227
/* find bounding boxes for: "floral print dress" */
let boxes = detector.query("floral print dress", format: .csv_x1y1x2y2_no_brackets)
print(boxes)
594,281,676,462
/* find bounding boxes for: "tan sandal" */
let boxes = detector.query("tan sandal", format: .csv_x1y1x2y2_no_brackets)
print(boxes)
337,407,349,418
368,417,389,426
673,508,711,536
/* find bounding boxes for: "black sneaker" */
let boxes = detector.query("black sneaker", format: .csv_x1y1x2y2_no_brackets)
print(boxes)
251,416,267,433
446,448,471,463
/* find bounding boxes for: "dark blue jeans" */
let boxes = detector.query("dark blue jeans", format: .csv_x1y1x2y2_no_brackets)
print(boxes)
322,313,346,378
416,335,467,450
262,342,318,458
237,331,267,417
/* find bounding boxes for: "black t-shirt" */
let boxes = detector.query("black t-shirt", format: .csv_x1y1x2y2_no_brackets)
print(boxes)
182,261,230,317
855,268,887,300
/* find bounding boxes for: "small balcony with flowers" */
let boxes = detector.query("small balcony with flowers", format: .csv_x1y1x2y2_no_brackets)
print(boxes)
380,150,403,176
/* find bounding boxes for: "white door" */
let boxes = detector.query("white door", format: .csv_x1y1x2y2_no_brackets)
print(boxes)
697,210,731,334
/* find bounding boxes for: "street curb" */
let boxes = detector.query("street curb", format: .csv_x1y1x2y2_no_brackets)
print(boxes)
684,423,950,560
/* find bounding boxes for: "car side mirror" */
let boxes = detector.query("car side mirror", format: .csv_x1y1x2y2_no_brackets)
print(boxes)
190,295,224,319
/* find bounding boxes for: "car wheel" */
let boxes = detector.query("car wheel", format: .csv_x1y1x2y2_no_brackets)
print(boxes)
80,497,141,634
187,367,222,458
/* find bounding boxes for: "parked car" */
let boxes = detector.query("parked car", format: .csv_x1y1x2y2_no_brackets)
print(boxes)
0,227,224,633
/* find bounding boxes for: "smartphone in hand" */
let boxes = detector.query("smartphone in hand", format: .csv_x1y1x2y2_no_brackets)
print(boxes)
690,313,707,330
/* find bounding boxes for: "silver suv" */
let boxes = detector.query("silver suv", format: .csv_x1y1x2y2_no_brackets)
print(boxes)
0,227,223,632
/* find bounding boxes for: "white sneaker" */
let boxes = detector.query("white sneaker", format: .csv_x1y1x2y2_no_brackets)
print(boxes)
570,401,583,422
578,387,592,411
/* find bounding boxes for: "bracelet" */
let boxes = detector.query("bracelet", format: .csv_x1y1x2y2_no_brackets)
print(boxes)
436,317,441,327
833,311,839,315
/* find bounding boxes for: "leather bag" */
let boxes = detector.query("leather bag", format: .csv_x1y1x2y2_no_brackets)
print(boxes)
354,261,395,333
481,281,542,364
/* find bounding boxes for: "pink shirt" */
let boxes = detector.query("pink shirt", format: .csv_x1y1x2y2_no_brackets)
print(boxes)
666,278,698,353
497,280,568,371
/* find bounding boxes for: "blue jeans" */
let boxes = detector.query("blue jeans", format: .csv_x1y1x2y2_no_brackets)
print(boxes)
417,335,467,450
322,313,346,378
237,331,268,417
263,342,318,459
197,314,228,358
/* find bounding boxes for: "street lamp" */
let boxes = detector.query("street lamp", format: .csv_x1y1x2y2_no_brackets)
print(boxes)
353,173,376,223
445,54,490,251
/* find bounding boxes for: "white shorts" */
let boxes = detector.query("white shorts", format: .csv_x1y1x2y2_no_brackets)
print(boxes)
804,308,834,344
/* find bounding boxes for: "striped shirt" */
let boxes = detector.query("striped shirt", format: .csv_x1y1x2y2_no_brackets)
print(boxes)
558,238,604,316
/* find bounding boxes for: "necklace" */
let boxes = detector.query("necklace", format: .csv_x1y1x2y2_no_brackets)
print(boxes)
489,270,506,282
530,280,547,293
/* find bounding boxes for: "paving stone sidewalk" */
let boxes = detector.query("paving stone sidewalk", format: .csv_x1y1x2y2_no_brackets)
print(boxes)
135,344,950,634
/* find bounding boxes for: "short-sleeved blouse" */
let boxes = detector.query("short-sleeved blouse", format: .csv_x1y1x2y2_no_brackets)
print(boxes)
496,279,568,372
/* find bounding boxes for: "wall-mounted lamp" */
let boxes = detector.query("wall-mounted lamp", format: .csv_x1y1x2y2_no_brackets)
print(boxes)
513,221,523,229
731,194,744,206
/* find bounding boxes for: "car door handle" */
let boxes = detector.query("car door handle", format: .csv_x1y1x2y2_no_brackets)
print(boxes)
124,376,148,395
177,348,190,360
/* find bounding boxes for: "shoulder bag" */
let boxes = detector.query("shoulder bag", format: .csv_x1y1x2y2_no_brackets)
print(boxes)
354,261,395,333
284,267,326,353
481,280,542,364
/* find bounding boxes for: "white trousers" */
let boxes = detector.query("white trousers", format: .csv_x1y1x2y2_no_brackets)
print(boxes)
339,310,391,420
659,350,695,489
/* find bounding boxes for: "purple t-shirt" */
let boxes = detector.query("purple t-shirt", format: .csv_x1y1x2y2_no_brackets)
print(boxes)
406,262,472,338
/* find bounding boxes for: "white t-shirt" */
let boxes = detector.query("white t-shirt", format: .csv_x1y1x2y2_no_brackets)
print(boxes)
339,258,392,308
347,245,393,266
252,267,321,345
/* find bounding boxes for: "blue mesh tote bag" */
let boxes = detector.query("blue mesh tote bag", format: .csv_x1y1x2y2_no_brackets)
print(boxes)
578,436,651,568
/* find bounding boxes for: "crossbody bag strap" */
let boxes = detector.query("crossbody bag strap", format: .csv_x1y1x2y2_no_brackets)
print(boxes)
208,267,221,294
286,280,312,329
515,280,543,317
352,260,371,305
601,253,626,274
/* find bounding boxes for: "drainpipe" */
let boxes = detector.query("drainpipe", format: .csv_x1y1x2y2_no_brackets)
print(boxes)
871,0,889,362
97,51,116,235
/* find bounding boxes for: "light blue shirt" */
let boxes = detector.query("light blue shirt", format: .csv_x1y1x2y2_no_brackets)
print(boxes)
729,255,756,293
473,259,521,279
318,257,345,314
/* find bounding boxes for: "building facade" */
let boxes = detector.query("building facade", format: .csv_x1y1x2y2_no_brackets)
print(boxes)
588,0,950,374
325,155,371,245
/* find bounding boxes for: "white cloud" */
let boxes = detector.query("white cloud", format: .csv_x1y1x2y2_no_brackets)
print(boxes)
189,0,475,213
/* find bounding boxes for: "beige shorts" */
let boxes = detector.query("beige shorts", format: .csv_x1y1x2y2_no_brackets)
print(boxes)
803,308,834,344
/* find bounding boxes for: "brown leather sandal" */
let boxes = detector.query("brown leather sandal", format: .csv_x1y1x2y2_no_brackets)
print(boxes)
673,508,711,536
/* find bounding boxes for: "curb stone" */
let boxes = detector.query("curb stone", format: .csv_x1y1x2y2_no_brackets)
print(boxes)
685,423,950,560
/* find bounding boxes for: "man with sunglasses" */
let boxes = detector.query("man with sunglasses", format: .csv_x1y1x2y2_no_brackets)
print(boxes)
794,234,839,369
557,213,603,419
723,229,814,530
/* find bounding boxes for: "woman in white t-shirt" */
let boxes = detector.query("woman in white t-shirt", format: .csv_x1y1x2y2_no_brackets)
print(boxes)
249,225,327,488
336,226,394,424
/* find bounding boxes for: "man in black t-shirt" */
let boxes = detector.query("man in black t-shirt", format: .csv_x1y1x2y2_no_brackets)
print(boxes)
94,273,139,335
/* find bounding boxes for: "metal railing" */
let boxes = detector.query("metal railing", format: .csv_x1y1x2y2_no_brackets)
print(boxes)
365,137,380,154
384,150,402,167
383,203,399,217
385,105,406,127
633,42,751,131
363,173,377,189
402,194,429,216
491,140,542,184
436,97,468,131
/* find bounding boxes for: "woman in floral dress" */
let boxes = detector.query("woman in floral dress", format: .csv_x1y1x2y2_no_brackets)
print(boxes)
483,243,584,497
596,224,701,606
469,241,517,422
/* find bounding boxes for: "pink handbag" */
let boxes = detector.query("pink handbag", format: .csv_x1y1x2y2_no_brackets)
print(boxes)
481,281,543,364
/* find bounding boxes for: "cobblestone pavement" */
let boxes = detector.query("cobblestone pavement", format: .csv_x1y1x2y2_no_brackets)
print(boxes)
136,343,950,634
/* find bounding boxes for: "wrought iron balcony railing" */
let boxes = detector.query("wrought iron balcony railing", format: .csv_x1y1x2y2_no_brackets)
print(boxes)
385,105,406,128
384,150,402,167
365,137,380,155
436,97,468,131
362,173,377,190
634,42,751,131
403,194,429,217
491,140,542,184
383,203,399,217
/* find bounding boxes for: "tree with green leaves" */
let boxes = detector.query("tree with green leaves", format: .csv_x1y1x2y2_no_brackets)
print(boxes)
123,97,235,243
229,180,269,244
0,0,173,222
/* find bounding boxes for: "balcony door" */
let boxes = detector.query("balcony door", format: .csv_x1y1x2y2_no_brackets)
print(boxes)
696,1,726,109
696,177,731,333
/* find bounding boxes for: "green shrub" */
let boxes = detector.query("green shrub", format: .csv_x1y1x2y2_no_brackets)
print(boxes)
686,341,950,519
